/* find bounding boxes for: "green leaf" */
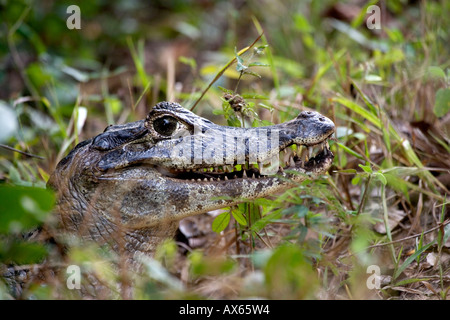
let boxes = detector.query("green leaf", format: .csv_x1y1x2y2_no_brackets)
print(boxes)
336,169,357,174
8,165,23,186
385,28,404,43
234,47,244,65
416,233,424,264
241,93,268,100
0,185,54,234
351,175,361,185
253,45,268,55
243,69,261,78
178,56,197,70
248,62,269,67
264,244,318,299
384,173,410,201
426,66,446,80
364,74,382,82
0,241,48,264
231,210,247,226
105,96,123,115
26,62,51,89
127,37,151,88
337,143,365,160
332,95,379,125
392,277,432,287
293,14,312,32
434,88,450,118
374,48,405,66
358,164,372,173
258,104,274,114
212,109,226,116
235,47,247,72
282,205,308,218
217,86,234,94
438,197,449,249
227,117,242,127
188,250,236,276
212,211,231,233
374,172,387,185
61,65,89,82
250,209,282,234
393,241,435,280
443,223,450,250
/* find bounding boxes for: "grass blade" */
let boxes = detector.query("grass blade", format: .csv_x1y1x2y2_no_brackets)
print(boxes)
393,240,435,280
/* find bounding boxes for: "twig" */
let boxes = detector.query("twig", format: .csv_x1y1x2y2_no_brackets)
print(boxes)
367,219,450,250
189,32,263,112
0,143,45,160
338,219,450,260
7,6,41,103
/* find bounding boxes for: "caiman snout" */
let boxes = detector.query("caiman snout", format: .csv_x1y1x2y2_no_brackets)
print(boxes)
290,110,335,146
91,103,336,179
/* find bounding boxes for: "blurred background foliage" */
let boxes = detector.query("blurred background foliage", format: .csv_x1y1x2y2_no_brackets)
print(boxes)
0,0,449,299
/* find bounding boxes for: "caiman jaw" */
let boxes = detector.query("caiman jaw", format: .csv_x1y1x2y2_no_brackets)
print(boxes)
93,102,336,187
149,105,335,184
162,139,334,183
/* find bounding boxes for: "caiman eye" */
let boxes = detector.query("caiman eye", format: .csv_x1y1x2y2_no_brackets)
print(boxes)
153,116,178,136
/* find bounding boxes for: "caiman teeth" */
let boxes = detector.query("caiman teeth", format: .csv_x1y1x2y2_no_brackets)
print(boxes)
289,156,295,167
166,138,333,182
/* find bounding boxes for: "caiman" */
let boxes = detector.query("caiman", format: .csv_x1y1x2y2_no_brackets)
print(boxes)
47,101,335,259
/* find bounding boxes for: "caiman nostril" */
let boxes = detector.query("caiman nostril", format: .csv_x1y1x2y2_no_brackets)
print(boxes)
298,111,314,118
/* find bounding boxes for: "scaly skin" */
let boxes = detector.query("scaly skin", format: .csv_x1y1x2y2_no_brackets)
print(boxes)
48,102,335,258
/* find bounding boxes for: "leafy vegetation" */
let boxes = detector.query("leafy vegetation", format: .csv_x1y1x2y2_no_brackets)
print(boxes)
0,0,449,299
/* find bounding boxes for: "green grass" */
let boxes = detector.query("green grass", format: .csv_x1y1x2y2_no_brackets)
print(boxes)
0,0,449,300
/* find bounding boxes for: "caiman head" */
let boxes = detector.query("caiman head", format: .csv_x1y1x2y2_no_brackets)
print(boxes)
48,102,335,257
